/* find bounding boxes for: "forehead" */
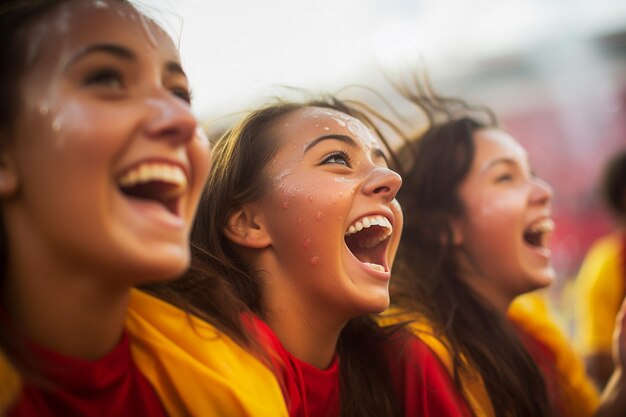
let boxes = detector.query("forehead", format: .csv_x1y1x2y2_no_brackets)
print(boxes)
471,128,527,167
25,0,179,69
277,106,380,149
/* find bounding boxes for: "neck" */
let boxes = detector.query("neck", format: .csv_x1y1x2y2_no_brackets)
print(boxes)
260,270,345,369
5,240,130,361
457,256,513,315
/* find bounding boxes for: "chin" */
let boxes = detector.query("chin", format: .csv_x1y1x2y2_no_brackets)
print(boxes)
126,249,191,284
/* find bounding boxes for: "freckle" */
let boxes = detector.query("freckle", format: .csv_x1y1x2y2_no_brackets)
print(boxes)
309,256,320,266
307,195,313,202
315,211,323,221
297,217,304,225
282,201,289,210
303,238,311,248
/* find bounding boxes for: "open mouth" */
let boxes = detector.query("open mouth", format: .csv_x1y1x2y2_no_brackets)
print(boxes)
523,218,555,249
117,162,188,216
344,215,393,272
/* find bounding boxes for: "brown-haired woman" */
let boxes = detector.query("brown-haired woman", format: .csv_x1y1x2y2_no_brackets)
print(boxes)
0,1,287,415
187,96,474,417
382,78,626,417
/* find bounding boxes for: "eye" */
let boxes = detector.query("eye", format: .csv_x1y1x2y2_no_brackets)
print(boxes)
495,173,513,183
321,150,352,167
171,87,192,104
84,67,124,89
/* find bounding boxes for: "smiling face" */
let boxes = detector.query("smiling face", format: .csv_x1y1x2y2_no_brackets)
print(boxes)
453,128,554,309
0,0,211,285
246,106,402,320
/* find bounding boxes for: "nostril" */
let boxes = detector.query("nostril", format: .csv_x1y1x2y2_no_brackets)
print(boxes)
374,185,390,194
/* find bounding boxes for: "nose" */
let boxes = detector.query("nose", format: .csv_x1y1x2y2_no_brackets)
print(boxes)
144,91,197,146
362,166,402,202
530,176,553,206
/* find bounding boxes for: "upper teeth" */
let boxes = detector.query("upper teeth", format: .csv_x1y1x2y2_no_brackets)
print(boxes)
346,215,392,236
527,219,555,234
118,162,187,190
345,215,393,249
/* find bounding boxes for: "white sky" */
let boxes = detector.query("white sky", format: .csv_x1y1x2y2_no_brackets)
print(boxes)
142,0,626,120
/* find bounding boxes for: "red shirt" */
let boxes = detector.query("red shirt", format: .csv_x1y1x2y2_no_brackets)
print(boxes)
251,317,340,417
8,333,167,417
514,323,564,416
385,332,475,417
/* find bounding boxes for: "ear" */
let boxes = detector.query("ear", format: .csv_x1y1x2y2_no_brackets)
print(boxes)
448,218,464,246
224,205,271,249
0,140,18,198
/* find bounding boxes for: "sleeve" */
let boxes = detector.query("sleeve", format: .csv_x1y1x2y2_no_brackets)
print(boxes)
575,235,625,355
390,335,475,417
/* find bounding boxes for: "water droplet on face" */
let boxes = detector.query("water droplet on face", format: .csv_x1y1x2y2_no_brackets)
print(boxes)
93,0,109,9
314,124,319,128
282,201,289,210
39,102,49,116
297,217,304,225
323,126,330,131
303,238,311,248
315,211,323,221
309,256,320,266
307,195,313,202
52,118,62,132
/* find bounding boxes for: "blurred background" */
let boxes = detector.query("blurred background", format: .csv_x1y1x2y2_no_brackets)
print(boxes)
146,0,626,333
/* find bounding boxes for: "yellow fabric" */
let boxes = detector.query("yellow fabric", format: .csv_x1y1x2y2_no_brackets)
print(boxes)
379,309,495,417
0,349,22,415
126,289,289,417
575,233,624,355
382,293,600,417
508,293,599,417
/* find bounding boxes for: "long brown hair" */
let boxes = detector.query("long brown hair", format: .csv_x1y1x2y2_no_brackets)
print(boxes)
385,79,554,417
184,97,403,417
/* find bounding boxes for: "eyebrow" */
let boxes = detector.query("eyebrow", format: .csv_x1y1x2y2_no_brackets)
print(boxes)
304,133,390,165
66,43,186,78
304,134,358,152
480,157,524,173
66,43,136,67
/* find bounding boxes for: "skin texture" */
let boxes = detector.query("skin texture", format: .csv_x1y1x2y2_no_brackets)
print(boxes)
452,127,554,312
226,107,403,368
0,0,211,359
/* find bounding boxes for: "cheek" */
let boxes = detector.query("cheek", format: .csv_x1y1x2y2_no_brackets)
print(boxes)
269,177,355,262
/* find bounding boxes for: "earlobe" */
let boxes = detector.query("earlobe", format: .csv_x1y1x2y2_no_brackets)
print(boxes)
449,220,464,246
224,206,271,249
0,142,18,198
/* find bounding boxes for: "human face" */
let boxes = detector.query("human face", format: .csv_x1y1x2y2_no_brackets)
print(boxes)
255,107,402,320
2,1,211,284
454,128,554,309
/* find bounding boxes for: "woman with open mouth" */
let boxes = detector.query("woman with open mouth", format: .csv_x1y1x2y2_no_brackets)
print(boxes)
382,76,626,417
186,96,475,417
0,1,286,415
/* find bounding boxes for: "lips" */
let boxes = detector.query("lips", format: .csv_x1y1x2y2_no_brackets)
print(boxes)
344,214,393,272
117,161,188,216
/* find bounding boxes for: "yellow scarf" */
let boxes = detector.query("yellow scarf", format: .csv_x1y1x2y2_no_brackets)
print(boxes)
0,290,289,417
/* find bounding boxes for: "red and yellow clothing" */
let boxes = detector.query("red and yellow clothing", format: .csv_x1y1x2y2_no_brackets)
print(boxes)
252,315,473,417
1,290,289,417
385,331,475,417
8,333,167,417
575,231,626,357
382,293,599,417
509,293,599,417
250,316,340,417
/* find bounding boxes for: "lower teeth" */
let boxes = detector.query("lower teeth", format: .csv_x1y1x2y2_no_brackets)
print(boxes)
364,262,385,272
